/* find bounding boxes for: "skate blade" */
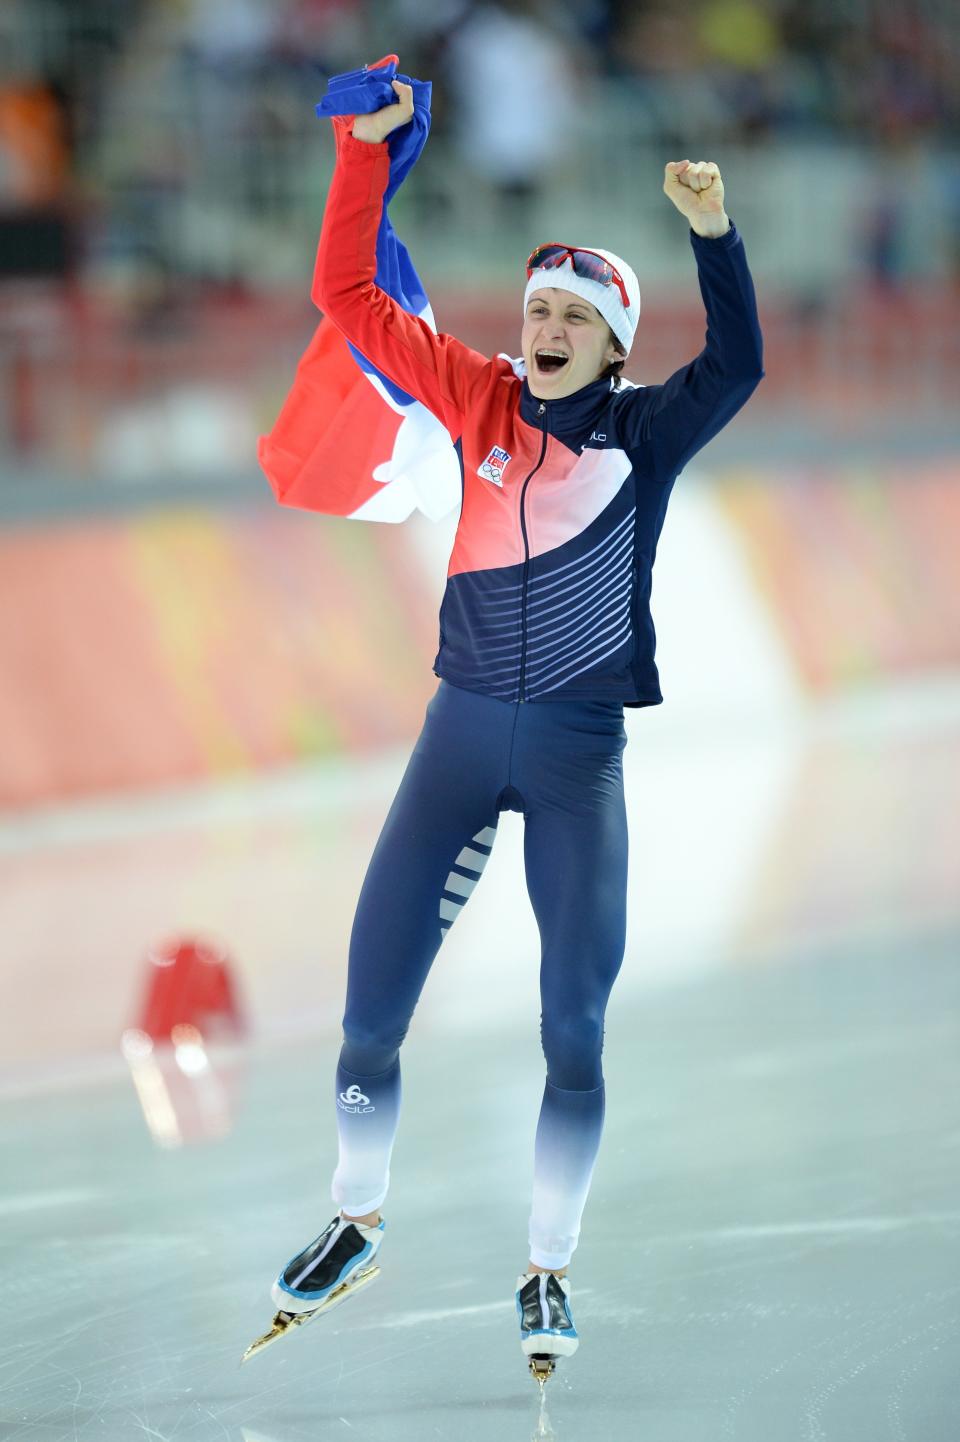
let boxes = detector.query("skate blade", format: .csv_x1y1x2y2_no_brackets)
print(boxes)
241,1263,380,1364
528,1354,556,1388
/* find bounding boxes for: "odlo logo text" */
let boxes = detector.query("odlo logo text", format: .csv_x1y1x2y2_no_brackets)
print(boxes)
338,1084,375,1114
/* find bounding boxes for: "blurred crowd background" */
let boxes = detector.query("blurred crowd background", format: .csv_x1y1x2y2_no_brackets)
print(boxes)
1,0,958,488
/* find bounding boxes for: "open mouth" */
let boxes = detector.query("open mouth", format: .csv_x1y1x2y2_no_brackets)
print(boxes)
534,349,570,376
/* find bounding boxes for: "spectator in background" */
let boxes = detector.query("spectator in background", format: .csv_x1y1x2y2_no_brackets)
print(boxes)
695,0,784,143
608,6,729,152
0,53,72,281
440,0,580,231
0,76,69,208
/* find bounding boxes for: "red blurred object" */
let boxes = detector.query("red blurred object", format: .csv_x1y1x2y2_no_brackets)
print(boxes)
136,935,247,1044
121,936,248,1148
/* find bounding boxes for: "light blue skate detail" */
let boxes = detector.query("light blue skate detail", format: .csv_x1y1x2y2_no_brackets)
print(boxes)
523,1325,579,1339
276,1221,384,1302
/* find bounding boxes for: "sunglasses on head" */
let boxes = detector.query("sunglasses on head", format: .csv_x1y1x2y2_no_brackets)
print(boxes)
526,243,632,311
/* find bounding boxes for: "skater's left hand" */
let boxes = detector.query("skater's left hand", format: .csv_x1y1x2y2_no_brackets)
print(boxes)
663,161,730,238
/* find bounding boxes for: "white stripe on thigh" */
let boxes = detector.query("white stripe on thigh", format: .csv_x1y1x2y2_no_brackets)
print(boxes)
438,823,497,940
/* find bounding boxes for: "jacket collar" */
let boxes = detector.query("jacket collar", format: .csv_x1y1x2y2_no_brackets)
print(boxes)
519,373,614,433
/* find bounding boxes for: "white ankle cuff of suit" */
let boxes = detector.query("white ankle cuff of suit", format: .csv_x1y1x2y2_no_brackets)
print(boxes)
528,1245,574,1270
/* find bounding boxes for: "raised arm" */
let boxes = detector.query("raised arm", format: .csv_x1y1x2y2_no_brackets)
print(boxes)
617,160,765,481
312,80,490,441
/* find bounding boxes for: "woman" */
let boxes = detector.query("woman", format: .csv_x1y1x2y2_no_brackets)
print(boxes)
251,77,764,1373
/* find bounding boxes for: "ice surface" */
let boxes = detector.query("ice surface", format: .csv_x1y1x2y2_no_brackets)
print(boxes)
1,685,959,1439
1,919,959,1441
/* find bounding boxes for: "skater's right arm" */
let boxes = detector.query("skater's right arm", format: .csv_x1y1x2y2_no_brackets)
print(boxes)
312,79,490,442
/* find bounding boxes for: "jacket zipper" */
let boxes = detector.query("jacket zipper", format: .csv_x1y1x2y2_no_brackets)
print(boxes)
518,401,549,702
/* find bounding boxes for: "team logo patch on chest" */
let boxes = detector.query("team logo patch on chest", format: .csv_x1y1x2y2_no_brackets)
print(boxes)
477,445,512,487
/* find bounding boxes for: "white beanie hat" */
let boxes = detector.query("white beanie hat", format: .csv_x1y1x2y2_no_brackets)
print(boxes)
523,246,641,356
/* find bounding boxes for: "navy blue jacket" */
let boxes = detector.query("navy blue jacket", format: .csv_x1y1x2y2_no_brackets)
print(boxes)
314,134,765,705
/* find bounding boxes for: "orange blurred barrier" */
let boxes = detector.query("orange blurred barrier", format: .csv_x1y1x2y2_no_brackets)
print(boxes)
716,461,960,688
0,505,439,808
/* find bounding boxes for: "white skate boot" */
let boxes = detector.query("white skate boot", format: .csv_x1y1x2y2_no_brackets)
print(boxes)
515,1271,579,1387
242,1212,385,1362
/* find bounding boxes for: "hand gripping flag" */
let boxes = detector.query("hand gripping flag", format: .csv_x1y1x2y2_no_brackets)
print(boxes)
257,55,461,524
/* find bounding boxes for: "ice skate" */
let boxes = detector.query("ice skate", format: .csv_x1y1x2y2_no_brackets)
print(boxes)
242,1212,385,1363
516,1272,579,1388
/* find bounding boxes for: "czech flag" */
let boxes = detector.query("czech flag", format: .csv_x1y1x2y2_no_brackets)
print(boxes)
258,55,460,524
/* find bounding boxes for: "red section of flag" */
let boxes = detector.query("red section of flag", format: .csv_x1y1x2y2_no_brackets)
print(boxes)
258,318,402,517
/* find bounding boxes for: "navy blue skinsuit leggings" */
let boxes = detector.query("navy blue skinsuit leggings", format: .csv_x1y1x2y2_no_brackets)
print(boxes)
333,678,629,1269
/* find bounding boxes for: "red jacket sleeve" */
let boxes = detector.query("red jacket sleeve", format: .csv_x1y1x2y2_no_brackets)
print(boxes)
311,123,491,442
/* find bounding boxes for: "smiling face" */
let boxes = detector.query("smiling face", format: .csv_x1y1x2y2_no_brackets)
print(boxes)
522,287,621,400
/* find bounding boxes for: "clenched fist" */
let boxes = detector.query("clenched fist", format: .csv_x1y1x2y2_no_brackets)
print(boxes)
352,78,414,144
663,160,730,238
